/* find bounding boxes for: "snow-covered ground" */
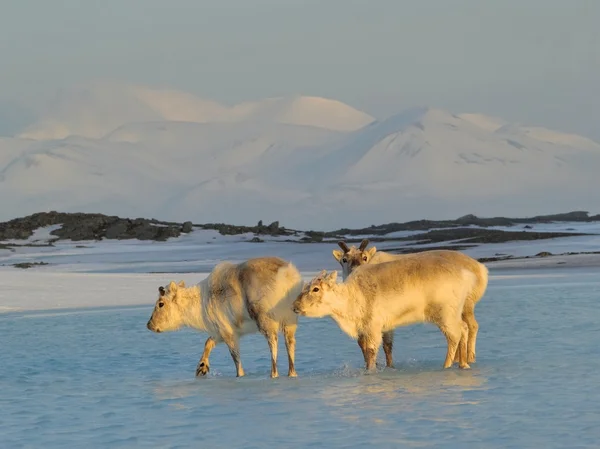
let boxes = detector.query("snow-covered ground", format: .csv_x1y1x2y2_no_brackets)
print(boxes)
2,221,600,314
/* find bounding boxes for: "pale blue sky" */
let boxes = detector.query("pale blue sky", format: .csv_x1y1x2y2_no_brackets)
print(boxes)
0,0,598,138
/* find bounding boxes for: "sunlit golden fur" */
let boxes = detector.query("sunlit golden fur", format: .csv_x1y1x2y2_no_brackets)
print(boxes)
147,256,303,378
333,239,488,364
293,256,480,371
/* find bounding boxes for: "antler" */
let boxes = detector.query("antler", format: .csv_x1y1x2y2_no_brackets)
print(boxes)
359,239,369,251
158,286,166,296
337,241,350,252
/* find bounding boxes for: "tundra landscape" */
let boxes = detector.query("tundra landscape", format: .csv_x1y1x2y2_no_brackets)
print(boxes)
2,209,600,448
1,1,598,447
2,89,600,447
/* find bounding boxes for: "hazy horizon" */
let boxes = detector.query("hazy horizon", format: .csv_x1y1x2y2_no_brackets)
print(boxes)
0,0,598,140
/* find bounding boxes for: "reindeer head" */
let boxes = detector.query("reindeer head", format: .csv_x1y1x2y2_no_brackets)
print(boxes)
292,270,338,318
332,239,377,279
146,280,186,333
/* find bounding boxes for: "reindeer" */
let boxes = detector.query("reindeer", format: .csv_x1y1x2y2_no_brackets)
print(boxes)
147,256,303,378
332,239,488,366
293,256,479,370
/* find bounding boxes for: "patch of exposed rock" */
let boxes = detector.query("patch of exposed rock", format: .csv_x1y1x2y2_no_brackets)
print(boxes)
0,213,295,242
0,212,190,242
326,211,600,236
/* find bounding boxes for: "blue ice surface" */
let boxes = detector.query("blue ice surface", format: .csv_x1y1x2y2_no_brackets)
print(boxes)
1,269,599,448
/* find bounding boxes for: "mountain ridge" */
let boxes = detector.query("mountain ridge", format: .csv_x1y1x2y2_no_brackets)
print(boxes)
17,82,375,140
2,83,600,229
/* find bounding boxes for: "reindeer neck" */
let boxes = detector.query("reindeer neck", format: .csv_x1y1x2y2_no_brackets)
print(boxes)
328,283,361,339
179,285,206,330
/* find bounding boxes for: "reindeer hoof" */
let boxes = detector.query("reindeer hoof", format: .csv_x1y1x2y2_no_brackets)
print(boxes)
468,354,476,364
460,363,471,370
288,371,298,378
196,361,210,376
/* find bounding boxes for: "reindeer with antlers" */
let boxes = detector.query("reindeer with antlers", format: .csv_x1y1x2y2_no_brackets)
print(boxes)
332,239,488,367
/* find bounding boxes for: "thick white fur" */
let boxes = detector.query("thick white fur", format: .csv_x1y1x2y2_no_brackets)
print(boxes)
293,257,479,370
147,256,303,378
333,240,488,365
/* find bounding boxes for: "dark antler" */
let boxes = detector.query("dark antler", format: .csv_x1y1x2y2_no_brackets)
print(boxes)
337,241,350,252
158,286,166,296
358,239,370,251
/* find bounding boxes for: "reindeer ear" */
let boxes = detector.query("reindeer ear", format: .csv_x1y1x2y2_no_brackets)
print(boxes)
168,281,178,292
359,239,369,251
367,247,377,257
332,249,344,262
315,269,327,280
326,271,338,284
178,280,186,288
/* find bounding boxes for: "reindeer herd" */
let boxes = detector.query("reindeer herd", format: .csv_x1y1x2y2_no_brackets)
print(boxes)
146,239,489,378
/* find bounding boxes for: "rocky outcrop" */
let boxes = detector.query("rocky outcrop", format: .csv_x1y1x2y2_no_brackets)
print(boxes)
1,210,599,244
0,212,187,242
325,211,600,237
0,213,295,242
198,220,293,237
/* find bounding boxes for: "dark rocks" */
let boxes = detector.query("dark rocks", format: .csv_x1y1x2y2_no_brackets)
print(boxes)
395,228,589,245
535,251,553,257
0,211,300,243
105,221,129,239
325,211,600,237
50,216,181,241
250,237,264,243
199,220,293,237
0,211,185,242
12,261,49,269
2,210,599,245
301,231,324,243
1,228,31,240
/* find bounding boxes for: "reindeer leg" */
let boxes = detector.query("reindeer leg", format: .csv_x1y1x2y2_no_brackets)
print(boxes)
463,303,479,364
357,334,368,365
439,320,463,369
222,333,244,377
458,321,470,369
283,323,298,377
363,331,383,372
256,317,280,379
382,330,395,368
195,336,217,377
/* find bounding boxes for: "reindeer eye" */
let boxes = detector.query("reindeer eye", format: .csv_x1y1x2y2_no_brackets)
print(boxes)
362,256,368,261
342,258,347,263
312,287,320,292
158,302,165,308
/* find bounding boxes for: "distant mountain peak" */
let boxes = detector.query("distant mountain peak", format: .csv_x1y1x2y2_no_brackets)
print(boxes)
17,83,374,140
4,85,600,229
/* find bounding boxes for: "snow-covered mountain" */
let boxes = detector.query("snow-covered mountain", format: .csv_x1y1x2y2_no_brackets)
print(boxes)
2,83,600,230
17,82,374,140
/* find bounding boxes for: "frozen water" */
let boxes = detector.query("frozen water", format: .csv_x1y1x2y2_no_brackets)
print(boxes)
1,268,599,448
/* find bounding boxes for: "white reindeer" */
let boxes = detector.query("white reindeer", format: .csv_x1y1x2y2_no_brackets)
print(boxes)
146,256,303,378
333,239,488,366
293,256,480,371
